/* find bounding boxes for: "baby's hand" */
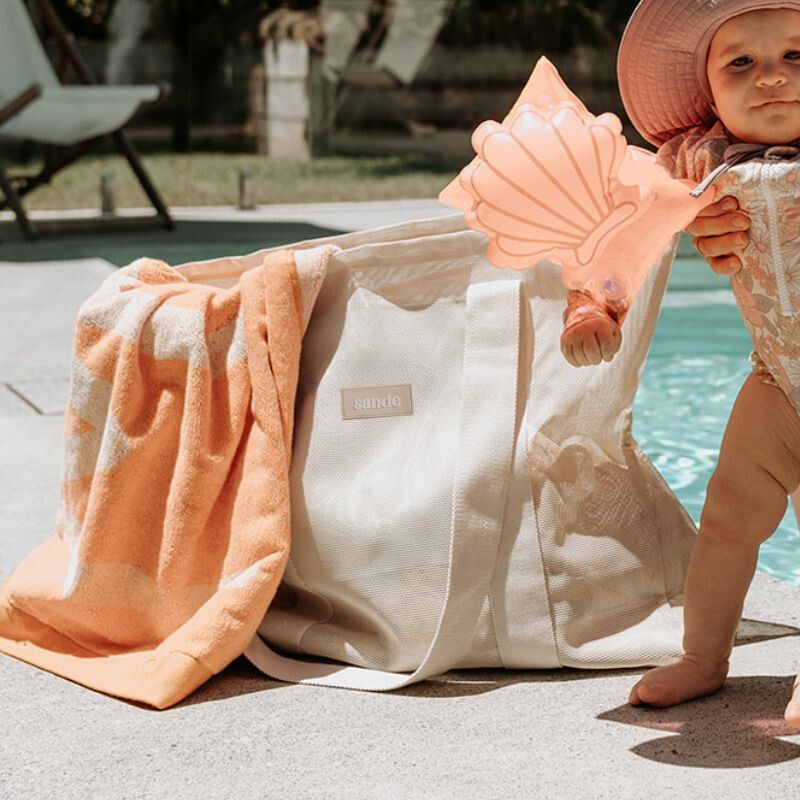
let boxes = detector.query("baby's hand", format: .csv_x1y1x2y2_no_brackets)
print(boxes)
560,290,622,367
686,195,750,276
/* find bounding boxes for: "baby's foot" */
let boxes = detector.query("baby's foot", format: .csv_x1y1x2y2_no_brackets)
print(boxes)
629,656,729,708
784,675,800,730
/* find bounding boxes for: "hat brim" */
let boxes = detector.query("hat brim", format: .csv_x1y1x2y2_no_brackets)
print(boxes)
618,0,800,146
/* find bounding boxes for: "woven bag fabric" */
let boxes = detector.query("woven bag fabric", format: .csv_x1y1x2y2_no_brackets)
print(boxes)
235,214,695,688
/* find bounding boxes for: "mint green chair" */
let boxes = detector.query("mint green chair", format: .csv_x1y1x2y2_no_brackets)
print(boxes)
0,0,172,239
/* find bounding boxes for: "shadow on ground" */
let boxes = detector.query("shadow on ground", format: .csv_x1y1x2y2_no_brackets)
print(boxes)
599,675,800,768
0,220,344,266
180,655,647,709
593,617,800,768
183,618,800,708
736,617,800,645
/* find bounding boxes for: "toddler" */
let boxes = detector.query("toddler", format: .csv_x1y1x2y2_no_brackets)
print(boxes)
562,0,800,728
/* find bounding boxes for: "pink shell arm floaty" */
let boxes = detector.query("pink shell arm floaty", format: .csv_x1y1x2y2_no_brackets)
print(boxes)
440,57,713,311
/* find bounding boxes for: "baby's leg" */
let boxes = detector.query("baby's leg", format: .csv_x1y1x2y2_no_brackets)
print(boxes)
791,487,800,528
786,676,800,729
630,374,800,719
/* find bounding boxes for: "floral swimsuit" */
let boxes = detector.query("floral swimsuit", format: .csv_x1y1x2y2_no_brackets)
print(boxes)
659,123,800,412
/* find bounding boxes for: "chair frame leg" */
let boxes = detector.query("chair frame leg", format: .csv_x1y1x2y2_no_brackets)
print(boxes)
0,133,173,240
0,0,173,244
0,142,98,212
0,166,38,240
113,131,174,230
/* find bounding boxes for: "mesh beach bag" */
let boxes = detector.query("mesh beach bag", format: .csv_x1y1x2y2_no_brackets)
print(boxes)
182,213,696,691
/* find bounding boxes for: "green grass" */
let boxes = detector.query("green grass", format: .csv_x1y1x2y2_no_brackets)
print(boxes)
8,152,462,210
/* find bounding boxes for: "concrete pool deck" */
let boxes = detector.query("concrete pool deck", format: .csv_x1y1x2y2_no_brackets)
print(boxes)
1,200,798,799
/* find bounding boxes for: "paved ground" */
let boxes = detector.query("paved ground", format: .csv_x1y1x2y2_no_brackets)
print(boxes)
1,200,799,799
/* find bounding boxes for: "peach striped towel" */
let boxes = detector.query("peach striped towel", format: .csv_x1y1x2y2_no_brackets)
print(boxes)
0,248,326,708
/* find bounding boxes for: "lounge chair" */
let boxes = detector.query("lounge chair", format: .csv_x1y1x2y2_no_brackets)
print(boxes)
0,0,173,240
320,0,453,127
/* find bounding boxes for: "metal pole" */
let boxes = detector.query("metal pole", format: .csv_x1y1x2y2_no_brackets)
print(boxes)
100,173,116,215
239,170,256,210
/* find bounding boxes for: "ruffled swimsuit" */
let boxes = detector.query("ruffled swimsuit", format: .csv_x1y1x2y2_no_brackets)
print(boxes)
659,122,800,412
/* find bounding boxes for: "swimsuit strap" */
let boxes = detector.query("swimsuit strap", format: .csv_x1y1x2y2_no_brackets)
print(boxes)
690,142,800,197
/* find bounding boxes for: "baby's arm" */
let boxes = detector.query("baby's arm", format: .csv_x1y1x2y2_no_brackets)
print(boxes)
560,289,623,367
561,194,748,367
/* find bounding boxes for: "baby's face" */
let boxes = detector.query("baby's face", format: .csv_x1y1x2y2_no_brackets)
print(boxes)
706,8,800,143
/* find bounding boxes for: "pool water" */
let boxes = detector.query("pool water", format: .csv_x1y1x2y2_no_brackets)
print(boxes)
633,277,800,587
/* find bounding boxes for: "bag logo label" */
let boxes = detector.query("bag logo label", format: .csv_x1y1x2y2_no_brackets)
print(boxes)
341,385,413,420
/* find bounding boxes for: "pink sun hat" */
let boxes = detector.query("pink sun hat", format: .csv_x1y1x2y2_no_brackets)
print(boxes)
618,0,800,146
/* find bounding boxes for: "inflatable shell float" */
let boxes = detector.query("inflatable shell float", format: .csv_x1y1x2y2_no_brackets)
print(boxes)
440,57,712,310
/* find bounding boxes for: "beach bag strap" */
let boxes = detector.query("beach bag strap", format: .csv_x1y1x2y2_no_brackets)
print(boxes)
244,279,523,690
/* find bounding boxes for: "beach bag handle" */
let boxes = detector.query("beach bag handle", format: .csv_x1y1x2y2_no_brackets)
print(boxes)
244,278,522,690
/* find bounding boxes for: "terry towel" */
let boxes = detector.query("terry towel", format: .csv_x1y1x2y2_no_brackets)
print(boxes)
0,249,324,709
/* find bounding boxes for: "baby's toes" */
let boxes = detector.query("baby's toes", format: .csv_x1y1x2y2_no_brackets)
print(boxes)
633,680,674,707
629,673,673,707
784,676,800,730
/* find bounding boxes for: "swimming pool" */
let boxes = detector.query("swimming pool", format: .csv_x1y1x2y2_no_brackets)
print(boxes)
633,258,800,587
